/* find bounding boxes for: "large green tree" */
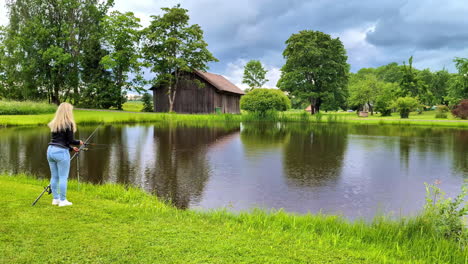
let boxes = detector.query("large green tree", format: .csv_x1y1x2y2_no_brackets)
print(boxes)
446,57,468,105
242,60,268,92
399,56,432,105
2,0,113,104
277,30,349,114
100,11,144,110
142,4,218,112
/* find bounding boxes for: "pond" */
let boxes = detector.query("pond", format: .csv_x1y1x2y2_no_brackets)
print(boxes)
1,123,466,219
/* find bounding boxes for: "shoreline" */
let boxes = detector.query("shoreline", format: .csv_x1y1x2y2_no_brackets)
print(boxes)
0,109,468,128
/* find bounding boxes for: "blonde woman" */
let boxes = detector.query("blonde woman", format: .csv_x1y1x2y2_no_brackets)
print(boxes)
47,103,83,207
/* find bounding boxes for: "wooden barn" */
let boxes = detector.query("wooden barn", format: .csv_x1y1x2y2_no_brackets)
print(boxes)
150,71,245,114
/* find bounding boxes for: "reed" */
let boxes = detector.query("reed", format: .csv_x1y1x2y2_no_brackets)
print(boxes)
0,100,57,115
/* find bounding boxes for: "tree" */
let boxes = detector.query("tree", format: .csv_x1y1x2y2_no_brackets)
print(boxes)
142,93,153,112
399,56,432,105
375,62,404,84
242,60,268,92
446,58,468,106
451,99,468,119
374,82,398,116
142,4,218,112
393,97,420,118
101,11,144,110
348,74,379,115
2,0,113,104
277,30,349,114
240,88,291,115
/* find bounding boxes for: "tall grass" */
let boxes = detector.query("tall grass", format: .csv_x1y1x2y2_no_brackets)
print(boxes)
0,100,57,115
1,174,466,263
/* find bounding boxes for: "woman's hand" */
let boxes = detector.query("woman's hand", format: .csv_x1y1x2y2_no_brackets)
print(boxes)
73,147,80,152
79,140,84,145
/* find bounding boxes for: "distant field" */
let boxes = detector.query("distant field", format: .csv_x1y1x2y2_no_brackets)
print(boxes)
122,101,143,112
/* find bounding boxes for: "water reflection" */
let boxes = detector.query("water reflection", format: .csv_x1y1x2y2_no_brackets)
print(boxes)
0,123,466,219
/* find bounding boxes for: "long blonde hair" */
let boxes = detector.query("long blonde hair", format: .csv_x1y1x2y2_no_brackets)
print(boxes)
48,103,77,133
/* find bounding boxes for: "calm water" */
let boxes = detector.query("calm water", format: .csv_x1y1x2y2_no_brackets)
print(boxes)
1,123,466,219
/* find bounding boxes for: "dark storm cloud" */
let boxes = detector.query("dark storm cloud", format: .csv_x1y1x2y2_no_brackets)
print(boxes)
112,0,468,85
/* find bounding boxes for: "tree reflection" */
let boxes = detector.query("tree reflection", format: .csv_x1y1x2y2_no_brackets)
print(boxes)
282,124,349,187
452,130,468,176
149,124,240,209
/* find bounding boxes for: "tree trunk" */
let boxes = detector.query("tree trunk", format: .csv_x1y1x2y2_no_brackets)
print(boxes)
310,98,316,115
369,101,374,115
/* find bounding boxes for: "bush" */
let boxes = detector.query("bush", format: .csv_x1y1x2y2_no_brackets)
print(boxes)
240,88,291,115
451,99,468,119
435,105,449,119
0,100,57,115
393,97,419,118
424,182,467,244
142,93,153,112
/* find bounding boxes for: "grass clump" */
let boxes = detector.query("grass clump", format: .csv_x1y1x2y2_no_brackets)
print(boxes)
0,174,466,263
0,100,57,115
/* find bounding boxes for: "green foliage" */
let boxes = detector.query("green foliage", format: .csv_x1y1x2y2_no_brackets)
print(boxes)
446,58,468,106
240,88,291,115
434,105,449,119
0,100,57,115
399,57,432,105
393,97,420,118
424,182,467,243
142,4,218,112
452,99,468,119
141,93,153,112
101,11,144,110
242,60,268,92
374,82,398,116
1,0,113,104
278,30,349,114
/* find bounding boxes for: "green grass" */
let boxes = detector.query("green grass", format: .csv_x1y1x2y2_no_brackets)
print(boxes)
0,174,466,263
0,100,57,115
1,108,468,128
122,101,144,112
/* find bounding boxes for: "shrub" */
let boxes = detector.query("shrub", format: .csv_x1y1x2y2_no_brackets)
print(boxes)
424,182,467,244
0,100,57,115
142,93,153,112
435,105,449,119
240,88,291,116
451,99,468,119
392,97,419,118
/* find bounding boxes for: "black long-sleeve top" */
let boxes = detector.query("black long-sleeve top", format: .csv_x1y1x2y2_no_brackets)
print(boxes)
48,127,81,150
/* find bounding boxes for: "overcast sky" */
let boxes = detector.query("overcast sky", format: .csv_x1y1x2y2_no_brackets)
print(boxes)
1,0,468,89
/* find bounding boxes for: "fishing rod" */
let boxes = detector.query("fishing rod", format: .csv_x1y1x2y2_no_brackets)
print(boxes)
31,124,101,206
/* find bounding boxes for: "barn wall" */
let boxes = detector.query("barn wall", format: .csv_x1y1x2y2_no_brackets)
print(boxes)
152,72,242,114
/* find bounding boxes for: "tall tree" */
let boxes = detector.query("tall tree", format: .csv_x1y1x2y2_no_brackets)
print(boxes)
277,30,349,114
399,56,432,105
100,11,144,110
142,4,218,112
2,0,113,104
446,57,468,105
348,74,379,115
242,60,268,92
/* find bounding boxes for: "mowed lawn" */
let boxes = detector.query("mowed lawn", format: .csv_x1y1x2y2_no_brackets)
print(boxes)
0,175,466,264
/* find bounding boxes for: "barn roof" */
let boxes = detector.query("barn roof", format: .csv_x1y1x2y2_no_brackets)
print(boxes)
150,70,245,95
194,71,245,95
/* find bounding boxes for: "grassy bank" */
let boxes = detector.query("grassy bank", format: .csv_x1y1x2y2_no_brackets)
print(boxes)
1,108,468,128
0,175,466,263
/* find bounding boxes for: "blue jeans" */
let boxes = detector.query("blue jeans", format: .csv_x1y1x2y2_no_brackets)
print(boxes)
47,146,71,201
